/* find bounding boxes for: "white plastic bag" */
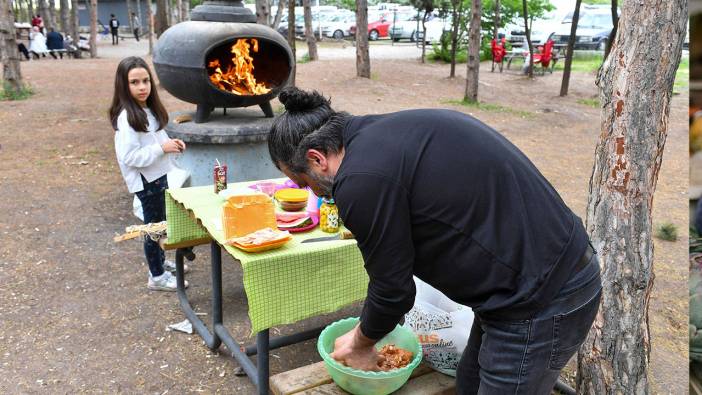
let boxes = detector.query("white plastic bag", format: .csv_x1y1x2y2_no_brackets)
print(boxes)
404,276,474,376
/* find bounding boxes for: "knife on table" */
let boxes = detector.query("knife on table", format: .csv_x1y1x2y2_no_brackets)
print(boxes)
301,230,355,243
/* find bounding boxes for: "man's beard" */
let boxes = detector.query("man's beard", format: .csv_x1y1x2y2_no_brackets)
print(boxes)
306,170,334,198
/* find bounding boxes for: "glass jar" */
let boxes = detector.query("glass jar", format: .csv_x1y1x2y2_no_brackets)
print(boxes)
319,198,340,233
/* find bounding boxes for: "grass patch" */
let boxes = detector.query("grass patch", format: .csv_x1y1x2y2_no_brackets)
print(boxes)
554,52,604,73
1,82,33,101
297,53,311,64
656,222,678,242
443,99,533,118
577,98,600,108
674,56,689,93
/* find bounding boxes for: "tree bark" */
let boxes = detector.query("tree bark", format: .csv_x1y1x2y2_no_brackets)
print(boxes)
521,0,533,78
126,0,134,29
420,10,428,63
59,0,69,32
27,0,35,22
576,1,687,393
155,0,167,36
604,0,618,60
449,0,461,77
302,0,317,60
493,0,500,40
180,0,188,22
464,0,480,101
176,0,182,22
47,0,56,30
256,0,269,25
136,0,142,23
37,0,50,29
286,0,295,85
559,0,581,96
147,0,154,54
355,0,370,78
89,0,96,57
70,0,77,41
272,0,284,30
1,0,24,94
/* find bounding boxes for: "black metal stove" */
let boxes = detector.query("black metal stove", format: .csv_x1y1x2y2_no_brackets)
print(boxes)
153,0,294,123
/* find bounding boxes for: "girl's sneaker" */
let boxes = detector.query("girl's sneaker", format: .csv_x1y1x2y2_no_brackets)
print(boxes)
164,260,190,274
148,271,188,292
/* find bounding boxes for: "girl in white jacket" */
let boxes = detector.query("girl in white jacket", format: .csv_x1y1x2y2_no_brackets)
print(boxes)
109,56,189,291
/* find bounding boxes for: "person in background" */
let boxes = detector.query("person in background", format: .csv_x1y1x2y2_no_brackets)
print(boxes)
109,56,190,291
46,28,64,59
29,26,48,59
132,12,141,42
17,43,30,60
31,14,42,29
109,14,120,45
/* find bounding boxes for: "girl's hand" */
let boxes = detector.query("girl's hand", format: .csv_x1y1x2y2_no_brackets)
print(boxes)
161,139,182,153
173,139,186,152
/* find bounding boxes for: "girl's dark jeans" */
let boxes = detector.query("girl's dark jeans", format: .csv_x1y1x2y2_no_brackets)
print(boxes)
135,175,168,277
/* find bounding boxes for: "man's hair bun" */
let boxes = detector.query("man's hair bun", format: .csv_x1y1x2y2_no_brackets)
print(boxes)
278,86,329,112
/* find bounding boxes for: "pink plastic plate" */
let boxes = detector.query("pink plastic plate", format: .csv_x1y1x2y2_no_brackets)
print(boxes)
277,214,319,233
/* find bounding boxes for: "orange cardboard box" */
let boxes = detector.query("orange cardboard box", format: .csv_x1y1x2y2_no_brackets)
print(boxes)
222,194,277,240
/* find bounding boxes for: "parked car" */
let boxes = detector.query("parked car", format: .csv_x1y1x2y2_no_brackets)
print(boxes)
389,11,429,42
415,15,452,44
321,13,356,40
350,12,392,41
551,9,618,50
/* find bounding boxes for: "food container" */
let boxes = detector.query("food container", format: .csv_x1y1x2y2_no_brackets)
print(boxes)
274,188,309,212
317,317,422,395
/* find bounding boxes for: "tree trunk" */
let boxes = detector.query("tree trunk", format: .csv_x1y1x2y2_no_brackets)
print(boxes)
1,0,24,94
47,0,56,30
155,0,167,36
70,0,78,40
420,10,427,64
464,0,480,102
126,0,134,29
136,0,142,23
604,0,618,60
559,0,581,96
89,0,96,57
286,0,295,85
449,0,461,77
37,0,50,29
355,0,370,78
302,0,317,60
272,0,284,30
521,0,533,78
147,0,154,54
576,1,687,393
493,0,500,39
175,0,182,22
59,0,69,32
180,0,187,22
256,0,269,25
27,0,35,22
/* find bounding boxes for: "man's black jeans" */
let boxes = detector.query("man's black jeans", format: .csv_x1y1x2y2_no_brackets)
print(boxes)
135,175,168,277
111,28,119,45
457,252,602,394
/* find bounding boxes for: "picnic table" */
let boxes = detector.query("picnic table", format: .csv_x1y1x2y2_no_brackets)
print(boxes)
164,180,369,395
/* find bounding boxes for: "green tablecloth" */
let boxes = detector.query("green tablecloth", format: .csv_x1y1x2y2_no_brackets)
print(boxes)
165,181,368,335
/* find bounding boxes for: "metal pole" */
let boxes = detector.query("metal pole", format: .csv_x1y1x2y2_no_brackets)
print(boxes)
392,9,396,46
211,241,223,328
256,330,270,395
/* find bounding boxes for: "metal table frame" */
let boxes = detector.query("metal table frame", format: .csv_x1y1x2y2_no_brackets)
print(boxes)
174,242,325,395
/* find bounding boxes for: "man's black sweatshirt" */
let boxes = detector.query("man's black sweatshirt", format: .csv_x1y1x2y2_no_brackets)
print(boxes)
332,109,589,340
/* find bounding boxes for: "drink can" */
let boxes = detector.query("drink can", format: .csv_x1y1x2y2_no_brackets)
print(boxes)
214,164,227,194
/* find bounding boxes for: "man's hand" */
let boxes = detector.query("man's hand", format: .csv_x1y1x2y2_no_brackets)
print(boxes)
329,324,384,371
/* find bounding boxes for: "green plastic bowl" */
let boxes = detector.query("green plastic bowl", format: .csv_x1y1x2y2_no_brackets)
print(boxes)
317,317,422,395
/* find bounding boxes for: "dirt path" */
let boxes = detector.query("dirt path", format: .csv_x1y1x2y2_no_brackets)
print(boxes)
0,49,688,393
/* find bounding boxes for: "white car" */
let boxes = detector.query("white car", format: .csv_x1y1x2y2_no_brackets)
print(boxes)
322,13,356,40
389,11,426,42
415,15,451,44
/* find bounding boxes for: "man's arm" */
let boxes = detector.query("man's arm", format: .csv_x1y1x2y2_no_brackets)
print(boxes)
335,172,416,340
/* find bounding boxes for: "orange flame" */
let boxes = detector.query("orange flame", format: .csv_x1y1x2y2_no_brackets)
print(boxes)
207,38,271,96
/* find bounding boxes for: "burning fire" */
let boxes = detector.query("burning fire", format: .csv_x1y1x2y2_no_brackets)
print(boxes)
207,38,271,96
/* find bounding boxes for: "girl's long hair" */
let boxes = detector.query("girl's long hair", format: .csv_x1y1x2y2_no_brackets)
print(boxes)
109,56,168,132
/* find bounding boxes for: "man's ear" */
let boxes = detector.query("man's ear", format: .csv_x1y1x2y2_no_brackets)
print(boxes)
306,149,328,171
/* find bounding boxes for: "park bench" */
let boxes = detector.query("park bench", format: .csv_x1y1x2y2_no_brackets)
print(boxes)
270,362,455,395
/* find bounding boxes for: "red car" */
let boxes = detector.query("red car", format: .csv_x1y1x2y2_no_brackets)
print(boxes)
350,13,391,41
